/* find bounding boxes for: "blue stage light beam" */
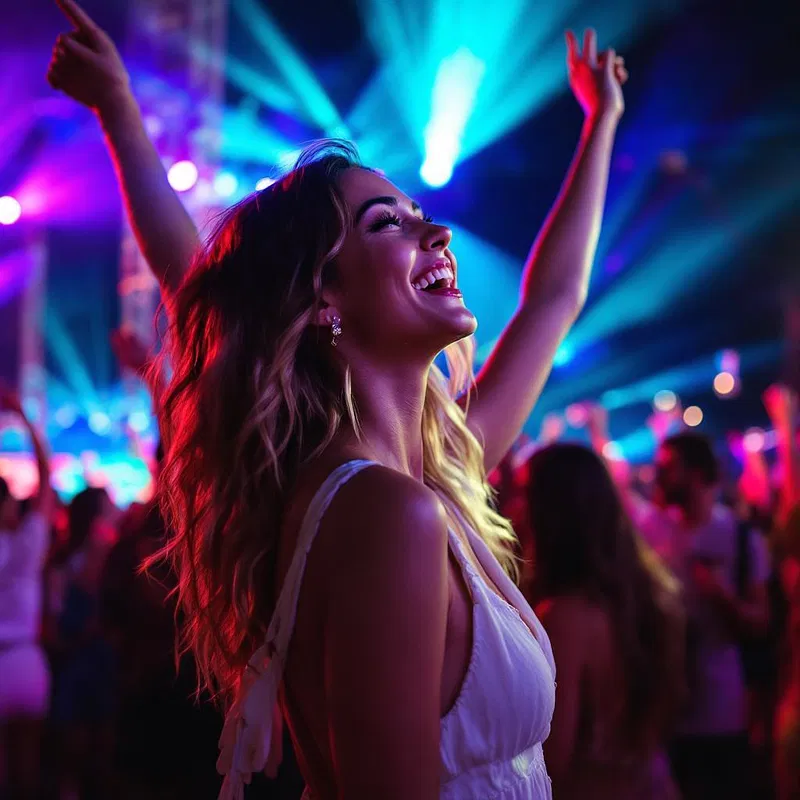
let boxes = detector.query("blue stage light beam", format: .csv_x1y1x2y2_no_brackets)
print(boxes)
599,341,782,412
420,48,485,187
232,0,349,138
43,310,100,411
355,0,677,185
189,41,300,116
568,170,800,354
220,105,297,165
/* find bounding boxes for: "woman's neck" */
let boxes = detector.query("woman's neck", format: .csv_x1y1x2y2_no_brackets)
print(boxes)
342,360,430,480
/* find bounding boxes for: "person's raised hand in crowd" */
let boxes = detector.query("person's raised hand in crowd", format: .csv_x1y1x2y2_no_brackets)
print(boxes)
565,28,628,121
0,386,54,518
584,402,609,445
764,383,799,523
539,413,565,446
763,383,797,430
47,0,132,118
646,404,683,446
47,0,200,297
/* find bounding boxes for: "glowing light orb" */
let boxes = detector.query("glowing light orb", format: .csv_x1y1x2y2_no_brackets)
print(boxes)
713,371,736,397
743,427,766,454
255,177,276,191
420,158,453,188
0,196,22,225
213,172,238,198
167,160,199,192
565,403,589,428
88,411,112,435
53,405,78,428
683,406,703,427
128,410,150,433
602,441,623,461
653,390,677,412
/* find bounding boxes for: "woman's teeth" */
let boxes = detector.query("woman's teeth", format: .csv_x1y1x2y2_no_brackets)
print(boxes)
412,265,455,291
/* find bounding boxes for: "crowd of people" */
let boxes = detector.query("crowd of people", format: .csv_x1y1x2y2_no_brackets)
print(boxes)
2,378,798,799
0,1,797,798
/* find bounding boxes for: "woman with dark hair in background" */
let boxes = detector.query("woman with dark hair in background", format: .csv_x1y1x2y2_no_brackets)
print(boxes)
48,2,628,797
525,443,685,799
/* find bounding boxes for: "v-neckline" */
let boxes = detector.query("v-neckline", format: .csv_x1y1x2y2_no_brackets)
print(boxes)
446,527,541,645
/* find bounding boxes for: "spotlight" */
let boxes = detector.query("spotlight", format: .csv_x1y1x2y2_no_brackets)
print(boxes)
0,196,22,225
421,48,485,189
683,406,703,427
167,160,199,192
420,156,454,189
255,177,276,191
213,171,239,198
653,390,677,412
743,427,766,454
713,371,736,397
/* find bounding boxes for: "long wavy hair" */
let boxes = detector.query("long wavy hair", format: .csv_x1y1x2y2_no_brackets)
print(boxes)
525,443,684,752
155,140,517,704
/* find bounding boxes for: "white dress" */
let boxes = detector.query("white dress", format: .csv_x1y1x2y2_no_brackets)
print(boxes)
218,460,556,799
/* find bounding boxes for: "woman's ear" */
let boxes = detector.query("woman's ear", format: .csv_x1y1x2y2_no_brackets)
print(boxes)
314,304,342,328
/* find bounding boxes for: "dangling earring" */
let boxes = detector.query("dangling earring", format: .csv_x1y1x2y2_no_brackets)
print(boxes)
330,315,342,347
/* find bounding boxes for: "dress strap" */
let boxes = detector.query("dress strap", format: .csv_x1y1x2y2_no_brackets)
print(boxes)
217,459,377,800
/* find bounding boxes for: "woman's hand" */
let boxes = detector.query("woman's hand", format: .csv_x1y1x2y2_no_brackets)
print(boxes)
47,0,132,118
566,28,627,121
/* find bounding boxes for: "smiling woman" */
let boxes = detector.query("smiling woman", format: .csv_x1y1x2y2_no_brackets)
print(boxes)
47,2,626,796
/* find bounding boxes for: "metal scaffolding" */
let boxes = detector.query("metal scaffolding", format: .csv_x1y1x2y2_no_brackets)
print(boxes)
118,0,228,348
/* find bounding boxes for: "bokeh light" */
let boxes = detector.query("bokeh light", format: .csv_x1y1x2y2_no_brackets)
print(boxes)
0,195,22,225
713,371,736,397
128,410,150,434
255,177,276,191
88,411,112,436
565,403,589,428
742,427,766,453
602,441,623,461
167,160,199,192
213,171,239,197
653,390,677,412
683,406,704,427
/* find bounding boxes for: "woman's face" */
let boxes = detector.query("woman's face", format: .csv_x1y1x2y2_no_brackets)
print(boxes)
324,168,477,360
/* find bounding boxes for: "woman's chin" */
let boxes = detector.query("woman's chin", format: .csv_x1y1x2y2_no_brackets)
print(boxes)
439,306,478,346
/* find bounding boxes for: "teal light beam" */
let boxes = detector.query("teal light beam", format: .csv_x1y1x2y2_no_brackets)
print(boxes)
232,0,349,138
569,169,800,353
